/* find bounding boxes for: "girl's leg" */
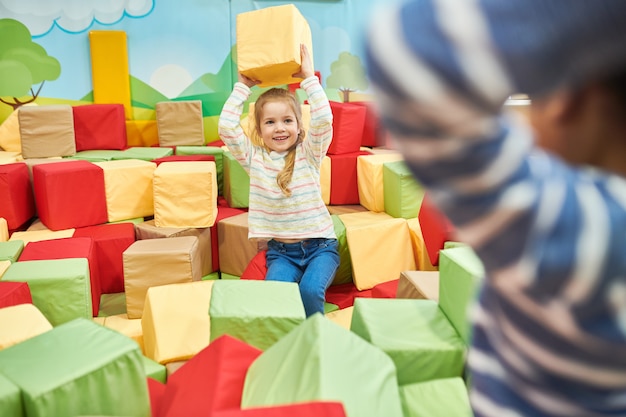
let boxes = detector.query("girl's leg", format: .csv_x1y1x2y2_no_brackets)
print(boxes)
265,239,303,283
299,239,340,317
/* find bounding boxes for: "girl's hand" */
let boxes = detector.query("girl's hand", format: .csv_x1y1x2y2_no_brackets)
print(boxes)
238,73,260,88
292,44,314,80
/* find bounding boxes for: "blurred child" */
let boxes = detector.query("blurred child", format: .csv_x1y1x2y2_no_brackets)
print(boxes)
366,0,626,415
218,44,339,317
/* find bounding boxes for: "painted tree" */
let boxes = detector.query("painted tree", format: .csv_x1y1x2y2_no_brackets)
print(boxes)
0,19,61,110
326,51,369,102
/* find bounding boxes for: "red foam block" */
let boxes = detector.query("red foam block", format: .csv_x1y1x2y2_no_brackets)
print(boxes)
0,162,36,231
73,103,127,151
0,281,33,308
159,335,262,417
33,160,108,231
73,222,136,294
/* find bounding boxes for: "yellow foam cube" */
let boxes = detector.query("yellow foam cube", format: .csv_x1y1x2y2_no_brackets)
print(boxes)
339,211,416,290
320,156,331,205
0,218,8,242
357,153,404,213
153,161,218,228
0,304,53,350
104,313,145,354
236,4,313,87
126,120,158,148
94,159,156,222
141,281,213,364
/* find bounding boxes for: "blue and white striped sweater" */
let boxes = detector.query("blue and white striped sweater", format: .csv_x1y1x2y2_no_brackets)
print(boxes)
366,1,626,416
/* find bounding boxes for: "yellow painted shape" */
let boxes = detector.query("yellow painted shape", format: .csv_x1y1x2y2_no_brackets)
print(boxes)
89,31,132,119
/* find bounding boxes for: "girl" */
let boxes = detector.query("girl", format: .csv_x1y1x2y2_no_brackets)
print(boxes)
218,44,339,317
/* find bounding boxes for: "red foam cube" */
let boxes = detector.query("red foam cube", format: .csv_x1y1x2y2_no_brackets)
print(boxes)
160,335,262,417
328,150,371,205
213,402,347,417
73,222,136,294
33,160,108,231
0,281,33,308
0,162,36,231
327,101,367,155
73,104,127,151
419,193,456,266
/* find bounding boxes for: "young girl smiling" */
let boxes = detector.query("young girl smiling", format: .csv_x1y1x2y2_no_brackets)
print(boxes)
219,44,339,317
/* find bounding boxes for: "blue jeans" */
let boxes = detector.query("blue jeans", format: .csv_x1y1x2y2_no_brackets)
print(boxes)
265,238,340,317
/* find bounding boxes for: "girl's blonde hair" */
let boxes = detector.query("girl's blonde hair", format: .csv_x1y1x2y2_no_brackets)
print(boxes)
253,88,306,197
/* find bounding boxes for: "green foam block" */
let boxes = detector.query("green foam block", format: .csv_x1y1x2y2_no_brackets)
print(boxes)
0,318,150,417
2,258,92,326
351,298,466,385
209,280,305,350
242,313,404,417
400,377,473,417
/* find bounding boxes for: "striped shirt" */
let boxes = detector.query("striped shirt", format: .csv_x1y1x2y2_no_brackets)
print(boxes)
366,1,626,416
218,76,336,241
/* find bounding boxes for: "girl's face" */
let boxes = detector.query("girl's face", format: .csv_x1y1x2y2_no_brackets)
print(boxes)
258,100,300,153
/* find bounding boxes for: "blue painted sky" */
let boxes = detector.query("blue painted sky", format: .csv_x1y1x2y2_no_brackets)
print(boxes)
0,0,394,100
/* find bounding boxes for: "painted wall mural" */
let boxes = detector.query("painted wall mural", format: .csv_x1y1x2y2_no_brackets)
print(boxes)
0,0,394,140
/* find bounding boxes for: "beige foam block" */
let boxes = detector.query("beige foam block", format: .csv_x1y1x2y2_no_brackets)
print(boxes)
153,161,218,228
396,270,439,301
217,212,258,277
0,151,21,165
141,281,213,364
18,105,76,159
156,100,205,147
406,217,437,271
9,228,75,244
236,4,312,87
104,313,145,354
0,217,8,242
326,204,368,216
339,211,416,290
320,155,330,205
0,260,11,278
135,219,213,276
94,159,156,222
325,306,354,331
0,304,53,350
356,153,404,213
123,236,203,319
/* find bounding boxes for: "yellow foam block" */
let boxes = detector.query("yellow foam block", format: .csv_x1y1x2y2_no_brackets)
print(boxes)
0,110,21,153
320,155,330,205
0,304,53,350
339,211,416,290
9,228,75,244
0,217,8,242
236,4,313,87
94,159,156,222
134,219,214,277
141,281,213,364
325,306,354,331
406,217,437,271
0,260,11,278
357,153,404,213
123,236,203,319
246,102,311,146
396,270,439,301
89,31,132,119
126,120,159,148
156,101,205,147
217,212,259,277
104,313,145,354
92,317,106,325
153,161,218,228
0,151,21,165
